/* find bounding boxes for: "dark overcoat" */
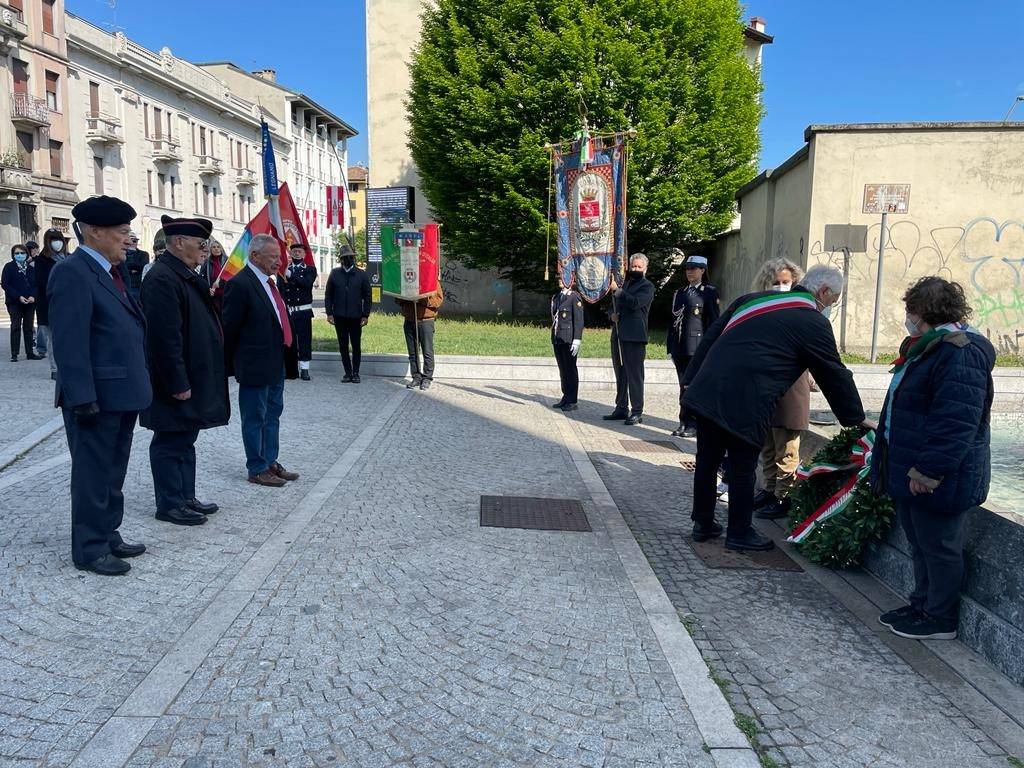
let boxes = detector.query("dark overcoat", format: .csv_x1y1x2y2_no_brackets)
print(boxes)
612,276,655,343
682,286,864,447
139,254,229,432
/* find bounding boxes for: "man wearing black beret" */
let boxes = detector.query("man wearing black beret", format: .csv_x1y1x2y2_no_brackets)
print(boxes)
139,215,230,527
48,195,152,576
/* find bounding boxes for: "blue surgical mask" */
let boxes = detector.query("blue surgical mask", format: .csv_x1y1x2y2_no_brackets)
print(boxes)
51,241,64,252
821,305,832,319
13,252,27,263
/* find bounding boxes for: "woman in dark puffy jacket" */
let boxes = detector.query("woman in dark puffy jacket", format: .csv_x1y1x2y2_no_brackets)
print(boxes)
873,277,995,642
2,244,40,362
34,227,67,377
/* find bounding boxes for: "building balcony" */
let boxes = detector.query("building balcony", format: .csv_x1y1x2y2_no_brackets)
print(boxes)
11,93,50,128
0,5,28,46
234,167,257,187
85,113,124,145
0,163,35,201
195,154,223,176
149,137,182,163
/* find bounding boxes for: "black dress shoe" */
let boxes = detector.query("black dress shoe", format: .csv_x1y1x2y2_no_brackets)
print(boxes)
725,528,775,552
552,399,568,409
624,414,643,426
752,489,774,511
187,498,219,514
602,410,628,420
406,377,421,389
342,374,353,383
26,353,44,360
110,541,146,558
560,402,579,412
670,423,686,436
755,496,791,520
420,379,432,390
300,369,311,381
352,373,361,383
10,356,17,362
692,521,723,542
155,507,208,526
75,554,130,575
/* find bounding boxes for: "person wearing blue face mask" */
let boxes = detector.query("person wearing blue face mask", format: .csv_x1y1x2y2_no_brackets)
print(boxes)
34,228,68,375
2,244,41,362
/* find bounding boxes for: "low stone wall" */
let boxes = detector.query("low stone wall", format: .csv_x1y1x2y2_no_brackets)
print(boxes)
799,429,1024,686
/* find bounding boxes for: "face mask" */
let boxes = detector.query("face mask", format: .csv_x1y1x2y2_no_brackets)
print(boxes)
342,255,355,269
51,241,64,252
821,305,832,319
13,253,27,263
628,269,643,281
772,282,791,292
904,317,920,336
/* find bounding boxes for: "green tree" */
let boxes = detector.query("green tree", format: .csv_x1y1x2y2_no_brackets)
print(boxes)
409,0,762,291
330,228,367,264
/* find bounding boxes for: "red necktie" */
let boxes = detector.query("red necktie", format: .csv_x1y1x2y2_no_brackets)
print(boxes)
267,277,293,347
109,266,128,298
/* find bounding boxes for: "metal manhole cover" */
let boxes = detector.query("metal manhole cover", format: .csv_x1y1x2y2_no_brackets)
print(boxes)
687,538,802,572
480,496,591,532
620,440,683,454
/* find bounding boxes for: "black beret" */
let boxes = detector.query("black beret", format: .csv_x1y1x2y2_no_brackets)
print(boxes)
161,215,213,239
72,195,136,227
25,240,39,250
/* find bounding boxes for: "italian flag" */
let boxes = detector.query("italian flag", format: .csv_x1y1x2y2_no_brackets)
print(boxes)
381,223,440,299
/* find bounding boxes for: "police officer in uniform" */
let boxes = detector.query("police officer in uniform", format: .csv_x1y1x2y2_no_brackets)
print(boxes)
278,242,318,380
550,282,584,411
668,255,720,437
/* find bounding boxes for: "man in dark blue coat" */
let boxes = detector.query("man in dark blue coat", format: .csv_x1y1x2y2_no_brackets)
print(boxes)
48,196,152,576
604,253,655,426
140,215,229,527
682,264,867,552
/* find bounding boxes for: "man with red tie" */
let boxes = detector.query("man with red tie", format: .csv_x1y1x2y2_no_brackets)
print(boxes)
222,233,300,487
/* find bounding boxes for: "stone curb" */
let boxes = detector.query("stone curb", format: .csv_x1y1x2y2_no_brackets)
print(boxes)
0,414,64,472
547,406,759,762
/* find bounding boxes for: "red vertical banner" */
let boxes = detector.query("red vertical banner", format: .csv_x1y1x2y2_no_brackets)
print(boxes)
326,186,344,227
418,223,440,296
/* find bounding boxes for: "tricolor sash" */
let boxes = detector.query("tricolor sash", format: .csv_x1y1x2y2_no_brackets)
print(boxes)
722,291,817,334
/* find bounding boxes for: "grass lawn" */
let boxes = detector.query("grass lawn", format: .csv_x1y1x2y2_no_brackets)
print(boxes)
312,315,1022,367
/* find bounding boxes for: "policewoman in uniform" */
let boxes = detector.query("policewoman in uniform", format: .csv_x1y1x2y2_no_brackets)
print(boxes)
550,282,584,411
668,255,719,437
48,196,152,575
278,242,318,380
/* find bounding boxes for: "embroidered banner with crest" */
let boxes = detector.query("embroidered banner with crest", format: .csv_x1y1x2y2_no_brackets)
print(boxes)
553,134,628,303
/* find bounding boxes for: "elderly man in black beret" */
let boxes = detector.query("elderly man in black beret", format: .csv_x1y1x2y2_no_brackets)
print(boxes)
140,215,230,526
48,195,152,576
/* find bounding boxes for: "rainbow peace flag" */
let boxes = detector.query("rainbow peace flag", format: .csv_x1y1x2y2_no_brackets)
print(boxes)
219,228,252,282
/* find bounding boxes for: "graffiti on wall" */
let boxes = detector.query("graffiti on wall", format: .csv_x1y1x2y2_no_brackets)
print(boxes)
811,217,1024,353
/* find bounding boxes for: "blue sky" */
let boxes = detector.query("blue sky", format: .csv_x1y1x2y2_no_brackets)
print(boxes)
67,0,1023,172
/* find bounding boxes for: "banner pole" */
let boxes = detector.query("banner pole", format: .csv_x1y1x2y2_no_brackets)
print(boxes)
544,144,554,283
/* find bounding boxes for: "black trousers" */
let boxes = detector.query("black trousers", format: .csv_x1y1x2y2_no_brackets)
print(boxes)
289,311,313,361
149,429,200,513
62,409,137,565
8,302,35,358
898,499,969,622
333,317,363,375
404,318,435,381
611,333,646,415
552,341,579,403
691,415,761,538
671,354,696,426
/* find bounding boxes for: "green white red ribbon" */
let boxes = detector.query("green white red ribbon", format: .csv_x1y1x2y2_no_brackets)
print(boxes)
573,126,594,166
787,431,875,544
722,291,817,335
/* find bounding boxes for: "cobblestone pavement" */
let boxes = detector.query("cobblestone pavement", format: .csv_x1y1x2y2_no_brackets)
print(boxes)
0,357,61,459
565,389,1016,768
0,375,719,767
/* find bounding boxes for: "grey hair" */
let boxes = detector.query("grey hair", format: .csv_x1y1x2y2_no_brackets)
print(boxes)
801,264,845,295
629,252,649,268
249,233,278,256
753,258,803,291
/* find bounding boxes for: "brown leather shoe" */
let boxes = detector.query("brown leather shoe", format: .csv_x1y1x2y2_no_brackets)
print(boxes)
270,462,299,481
248,470,286,487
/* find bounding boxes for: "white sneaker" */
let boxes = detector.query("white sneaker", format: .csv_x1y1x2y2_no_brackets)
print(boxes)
716,482,729,504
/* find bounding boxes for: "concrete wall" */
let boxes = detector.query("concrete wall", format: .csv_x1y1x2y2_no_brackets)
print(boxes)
805,127,1024,355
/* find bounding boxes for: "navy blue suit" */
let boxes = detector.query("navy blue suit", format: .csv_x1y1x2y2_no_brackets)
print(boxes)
48,248,152,566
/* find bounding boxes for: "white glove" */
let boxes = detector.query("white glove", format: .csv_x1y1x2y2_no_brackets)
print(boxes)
285,267,292,278
570,339,581,357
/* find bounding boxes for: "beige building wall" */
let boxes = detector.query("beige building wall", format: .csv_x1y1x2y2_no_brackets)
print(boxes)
726,123,1024,355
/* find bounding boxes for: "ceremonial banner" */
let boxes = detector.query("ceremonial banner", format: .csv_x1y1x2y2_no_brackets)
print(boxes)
380,223,440,300
326,186,345,227
553,134,628,303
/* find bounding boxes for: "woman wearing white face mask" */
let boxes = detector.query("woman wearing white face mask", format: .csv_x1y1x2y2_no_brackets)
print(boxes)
2,244,40,362
749,258,810,520
872,277,995,641
33,228,67,375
